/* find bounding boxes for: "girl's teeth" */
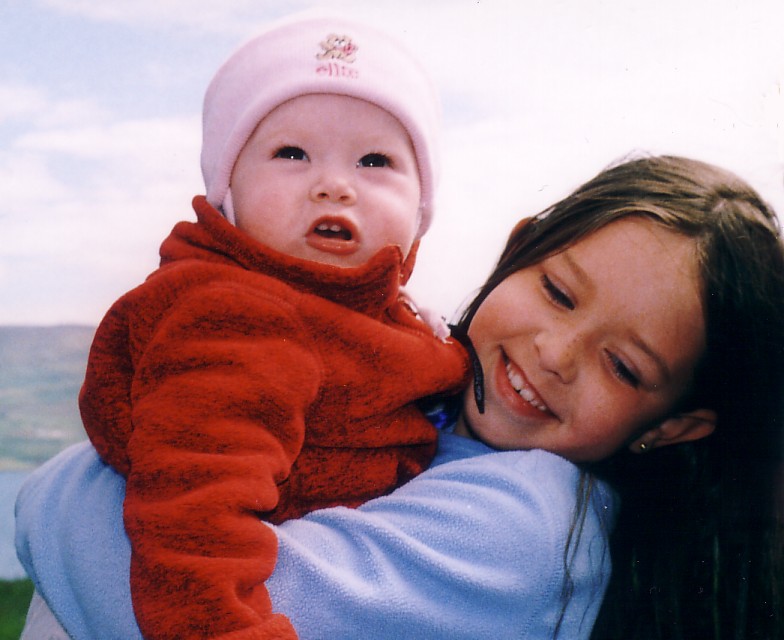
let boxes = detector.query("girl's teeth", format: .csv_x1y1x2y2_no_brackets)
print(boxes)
506,361,547,412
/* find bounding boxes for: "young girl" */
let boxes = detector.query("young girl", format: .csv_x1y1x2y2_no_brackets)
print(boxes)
16,155,784,639
453,154,784,639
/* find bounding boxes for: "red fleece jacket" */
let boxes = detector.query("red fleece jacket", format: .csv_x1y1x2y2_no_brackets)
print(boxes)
79,197,469,640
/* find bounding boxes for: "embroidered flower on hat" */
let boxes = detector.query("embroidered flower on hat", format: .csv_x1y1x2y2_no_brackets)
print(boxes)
317,34,358,62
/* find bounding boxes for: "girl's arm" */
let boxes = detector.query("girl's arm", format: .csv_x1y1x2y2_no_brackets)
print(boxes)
16,438,615,639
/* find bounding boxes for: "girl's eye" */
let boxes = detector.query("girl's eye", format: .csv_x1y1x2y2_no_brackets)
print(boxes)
358,153,391,168
541,275,575,310
274,146,307,161
605,350,640,388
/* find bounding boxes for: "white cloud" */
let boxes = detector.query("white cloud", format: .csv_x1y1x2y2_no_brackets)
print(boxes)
0,85,47,123
6,113,202,232
1,102,202,324
16,115,200,162
0,82,111,128
37,0,305,34
0,152,70,207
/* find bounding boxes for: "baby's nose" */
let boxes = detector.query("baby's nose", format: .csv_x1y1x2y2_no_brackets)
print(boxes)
310,173,357,204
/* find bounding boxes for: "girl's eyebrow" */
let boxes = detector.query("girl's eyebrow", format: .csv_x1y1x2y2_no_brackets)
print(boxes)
562,249,671,386
631,336,672,385
560,250,592,291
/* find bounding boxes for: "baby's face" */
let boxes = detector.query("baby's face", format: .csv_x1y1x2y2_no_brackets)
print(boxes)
230,94,421,267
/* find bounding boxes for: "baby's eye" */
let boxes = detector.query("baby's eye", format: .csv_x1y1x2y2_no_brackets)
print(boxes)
605,350,640,388
274,146,308,161
541,275,575,310
358,153,391,168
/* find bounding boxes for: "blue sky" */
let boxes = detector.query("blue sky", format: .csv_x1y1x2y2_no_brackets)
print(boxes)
2,0,782,325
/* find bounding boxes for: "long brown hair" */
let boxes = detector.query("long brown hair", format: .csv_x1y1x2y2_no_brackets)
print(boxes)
457,155,784,639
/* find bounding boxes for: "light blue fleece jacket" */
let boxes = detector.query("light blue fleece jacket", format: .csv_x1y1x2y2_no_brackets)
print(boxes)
16,434,616,639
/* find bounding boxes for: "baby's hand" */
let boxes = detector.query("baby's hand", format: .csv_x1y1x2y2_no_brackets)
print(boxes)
399,289,451,342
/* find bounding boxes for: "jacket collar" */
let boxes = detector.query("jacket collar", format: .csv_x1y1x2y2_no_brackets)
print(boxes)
158,196,405,317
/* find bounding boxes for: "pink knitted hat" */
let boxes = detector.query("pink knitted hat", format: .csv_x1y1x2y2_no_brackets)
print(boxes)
201,14,441,239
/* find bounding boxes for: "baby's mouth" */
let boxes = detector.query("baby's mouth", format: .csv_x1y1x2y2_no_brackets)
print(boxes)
504,355,549,413
314,221,353,241
306,217,360,255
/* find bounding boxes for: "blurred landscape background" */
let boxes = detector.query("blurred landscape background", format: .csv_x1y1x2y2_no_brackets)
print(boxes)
0,325,91,470
0,325,93,582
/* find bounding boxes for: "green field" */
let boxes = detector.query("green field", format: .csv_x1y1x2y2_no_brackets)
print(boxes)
0,579,33,639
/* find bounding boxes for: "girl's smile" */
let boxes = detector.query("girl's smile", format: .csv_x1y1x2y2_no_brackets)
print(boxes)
498,351,552,416
455,217,706,462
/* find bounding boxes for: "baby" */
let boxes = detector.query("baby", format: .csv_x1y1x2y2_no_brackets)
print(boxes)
79,14,468,640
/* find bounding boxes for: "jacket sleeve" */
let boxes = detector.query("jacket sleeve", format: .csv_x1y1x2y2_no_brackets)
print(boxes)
15,441,615,640
266,447,614,639
121,282,322,639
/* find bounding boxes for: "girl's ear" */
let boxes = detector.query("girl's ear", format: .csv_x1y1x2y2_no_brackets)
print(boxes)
629,408,716,454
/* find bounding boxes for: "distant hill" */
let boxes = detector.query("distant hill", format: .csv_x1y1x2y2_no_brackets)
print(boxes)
0,325,95,470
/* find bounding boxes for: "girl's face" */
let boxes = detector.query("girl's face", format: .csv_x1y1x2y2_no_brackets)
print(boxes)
455,217,706,462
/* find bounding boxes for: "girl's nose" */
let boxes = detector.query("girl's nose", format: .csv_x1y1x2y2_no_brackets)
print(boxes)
310,173,357,205
534,327,580,384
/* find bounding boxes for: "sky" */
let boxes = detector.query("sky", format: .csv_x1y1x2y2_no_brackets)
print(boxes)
1,0,782,326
